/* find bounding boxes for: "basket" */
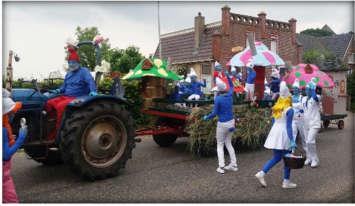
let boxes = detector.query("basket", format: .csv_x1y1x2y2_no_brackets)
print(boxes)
283,148,306,169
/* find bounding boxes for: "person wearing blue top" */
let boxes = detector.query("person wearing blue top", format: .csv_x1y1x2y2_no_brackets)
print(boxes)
45,45,97,140
291,80,307,160
2,93,28,203
255,81,298,189
245,64,256,101
270,68,281,100
203,72,237,174
57,65,97,97
302,78,321,168
187,68,206,101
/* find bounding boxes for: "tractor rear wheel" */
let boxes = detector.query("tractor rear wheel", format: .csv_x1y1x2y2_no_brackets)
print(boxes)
59,101,135,180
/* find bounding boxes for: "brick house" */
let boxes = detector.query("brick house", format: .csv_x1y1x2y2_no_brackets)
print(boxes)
155,5,302,92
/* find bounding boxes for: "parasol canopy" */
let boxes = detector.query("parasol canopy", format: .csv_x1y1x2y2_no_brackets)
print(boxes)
122,58,182,81
230,41,285,67
284,63,335,88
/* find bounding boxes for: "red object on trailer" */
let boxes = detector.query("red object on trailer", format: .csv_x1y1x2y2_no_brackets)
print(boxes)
254,66,265,100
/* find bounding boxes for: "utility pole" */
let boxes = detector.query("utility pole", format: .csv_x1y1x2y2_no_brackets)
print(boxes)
158,1,162,59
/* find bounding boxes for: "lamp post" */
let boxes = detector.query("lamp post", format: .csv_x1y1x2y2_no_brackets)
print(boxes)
157,1,162,59
5,50,20,91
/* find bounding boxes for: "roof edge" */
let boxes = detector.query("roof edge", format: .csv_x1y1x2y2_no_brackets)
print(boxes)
160,21,221,39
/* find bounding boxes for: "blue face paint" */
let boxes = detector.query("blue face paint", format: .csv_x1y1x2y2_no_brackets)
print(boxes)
68,61,80,71
191,76,197,82
293,87,299,96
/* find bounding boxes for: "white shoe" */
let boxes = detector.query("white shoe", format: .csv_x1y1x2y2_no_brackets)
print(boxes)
255,171,267,187
311,160,319,168
304,159,311,166
216,167,225,174
224,164,238,172
282,180,297,189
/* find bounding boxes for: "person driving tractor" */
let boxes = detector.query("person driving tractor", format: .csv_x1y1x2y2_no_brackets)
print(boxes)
45,39,97,140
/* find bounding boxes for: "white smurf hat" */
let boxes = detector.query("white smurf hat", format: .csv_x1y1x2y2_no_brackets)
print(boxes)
216,77,227,91
188,68,197,77
292,79,300,88
279,81,291,98
271,68,280,78
2,89,16,115
66,37,78,47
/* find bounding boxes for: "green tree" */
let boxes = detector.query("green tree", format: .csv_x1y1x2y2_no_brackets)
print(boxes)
103,46,143,73
74,26,111,70
300,28,334,37
302,49,337,67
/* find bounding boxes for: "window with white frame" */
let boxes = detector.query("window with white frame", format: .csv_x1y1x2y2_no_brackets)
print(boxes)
270,38,277,53
245,32,255,48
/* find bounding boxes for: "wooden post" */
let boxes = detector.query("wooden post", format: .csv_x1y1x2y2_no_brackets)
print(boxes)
5,50,14,91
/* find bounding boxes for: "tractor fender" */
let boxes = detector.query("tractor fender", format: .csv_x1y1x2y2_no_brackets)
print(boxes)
67,95,130,108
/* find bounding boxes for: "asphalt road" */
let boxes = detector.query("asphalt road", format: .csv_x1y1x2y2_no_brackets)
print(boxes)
11,113,354,203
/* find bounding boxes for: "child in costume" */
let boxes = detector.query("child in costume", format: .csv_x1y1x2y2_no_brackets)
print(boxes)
231,67,245,95
270,68,281,100
245,63,256,101
255,82,297,189
203,74,238,174
302,79,321,168
186,68,206,100
45,39,97,140
212,61,229,98
3,89,28,203
291,80,307,154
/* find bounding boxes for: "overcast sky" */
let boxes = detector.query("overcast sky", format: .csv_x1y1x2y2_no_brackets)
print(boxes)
3,1,354,79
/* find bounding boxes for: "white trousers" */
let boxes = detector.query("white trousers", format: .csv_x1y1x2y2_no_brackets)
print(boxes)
245,83,255,100
216,120,237,168
304,124,320,162
188,94,200,100
292,119,307,152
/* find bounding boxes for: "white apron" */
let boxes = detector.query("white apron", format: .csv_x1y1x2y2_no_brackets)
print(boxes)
264,107,292,150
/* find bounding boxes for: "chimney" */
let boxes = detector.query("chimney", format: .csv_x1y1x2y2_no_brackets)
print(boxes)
289,18,297,44
212,31,222,61
222,5,231,36
194,12,205,49
258,11,267,38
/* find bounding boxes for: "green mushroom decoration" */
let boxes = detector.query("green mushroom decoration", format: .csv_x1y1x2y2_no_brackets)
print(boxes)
122,58,182,81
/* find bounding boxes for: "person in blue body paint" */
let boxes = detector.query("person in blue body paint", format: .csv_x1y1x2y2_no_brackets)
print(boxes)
270,68,281,100
255,81,298,189
186,68,206,100
203,72,238,174
170,80,193,103
291,80,307,159
45,43,97,140
302,78,321,168
245,63,256,101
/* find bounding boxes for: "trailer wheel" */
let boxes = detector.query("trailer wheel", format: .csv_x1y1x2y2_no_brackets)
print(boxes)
59,101,135,180
323,120,330,129
337,120,344,130
152,118,180,147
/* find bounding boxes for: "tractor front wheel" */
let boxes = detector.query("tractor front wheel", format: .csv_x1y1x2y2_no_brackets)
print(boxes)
59,101,135,180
